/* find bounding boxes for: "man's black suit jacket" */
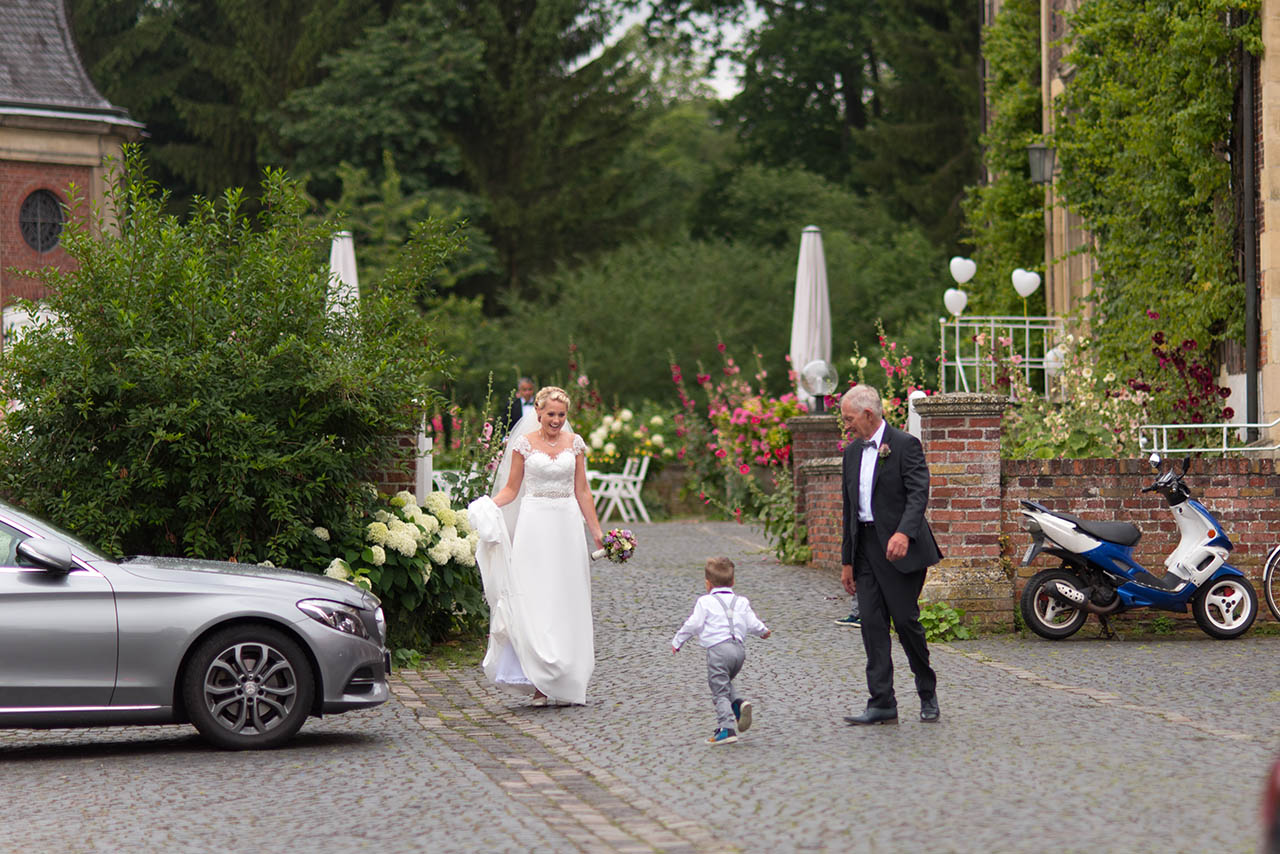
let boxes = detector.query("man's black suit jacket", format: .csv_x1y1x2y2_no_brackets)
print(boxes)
840,421,943,573
505,398,526,433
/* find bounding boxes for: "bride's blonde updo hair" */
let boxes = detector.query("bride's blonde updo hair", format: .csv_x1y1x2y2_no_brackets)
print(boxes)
535,386,570,410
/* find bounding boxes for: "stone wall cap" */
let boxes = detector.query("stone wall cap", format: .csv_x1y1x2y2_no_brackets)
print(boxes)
798,457,843,473
788,413,841,432
914,392,1009,418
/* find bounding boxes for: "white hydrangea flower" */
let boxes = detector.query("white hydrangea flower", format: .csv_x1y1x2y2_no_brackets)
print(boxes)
428,542,452,565
386,529,418,557
604,442,617,455
632,430,644,439
440,525,458,541
419,514,440,537
458,551,476,568
369,545,386,566
602,415,615,427
425,492,451,517
437,507,457,528
366,521,389,545
454,509,470,535
620,408,633,421
591,436,604,449
610,420,622,434
259,560,275,568
312,526,330,542
449,536,471,561
374,509,394,525
402,504,425,524
652,434,664,447
324,558,351,580
393,490,419,508
650,415,664,426
662,447,674,457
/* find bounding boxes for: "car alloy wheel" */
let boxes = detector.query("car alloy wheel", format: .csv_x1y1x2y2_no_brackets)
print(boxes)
183,625,314,749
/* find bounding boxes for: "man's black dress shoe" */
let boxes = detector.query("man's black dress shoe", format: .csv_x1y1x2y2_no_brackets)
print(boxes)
920,697,940,723
843,707,899,726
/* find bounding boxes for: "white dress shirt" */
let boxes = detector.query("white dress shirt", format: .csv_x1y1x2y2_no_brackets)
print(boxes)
672,588,770,649
858,419,887,522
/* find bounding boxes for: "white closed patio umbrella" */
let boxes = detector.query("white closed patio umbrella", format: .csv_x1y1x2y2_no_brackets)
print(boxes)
327,230,359,317
790,225,832,409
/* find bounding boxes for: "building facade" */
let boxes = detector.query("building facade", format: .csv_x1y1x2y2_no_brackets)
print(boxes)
0,0,143,312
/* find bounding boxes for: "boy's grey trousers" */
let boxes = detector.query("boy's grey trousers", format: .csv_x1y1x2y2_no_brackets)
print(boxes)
706,639,746,730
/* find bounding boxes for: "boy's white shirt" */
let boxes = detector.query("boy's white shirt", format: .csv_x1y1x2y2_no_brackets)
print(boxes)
672,587,769,650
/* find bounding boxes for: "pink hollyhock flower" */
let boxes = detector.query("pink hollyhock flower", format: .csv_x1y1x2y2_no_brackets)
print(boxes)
739,464,750,475
715,448,727,458
697,373,711,384
717,342,727,353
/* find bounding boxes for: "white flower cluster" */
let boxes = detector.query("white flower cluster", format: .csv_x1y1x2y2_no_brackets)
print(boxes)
312,526,330,542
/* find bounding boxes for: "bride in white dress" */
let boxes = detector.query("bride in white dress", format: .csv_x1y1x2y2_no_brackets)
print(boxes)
482,386,604,705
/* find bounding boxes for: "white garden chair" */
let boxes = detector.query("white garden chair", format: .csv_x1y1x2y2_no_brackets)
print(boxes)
591,456,651,523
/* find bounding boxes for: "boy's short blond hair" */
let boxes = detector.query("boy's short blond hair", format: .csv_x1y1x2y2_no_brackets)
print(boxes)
705,556,735,588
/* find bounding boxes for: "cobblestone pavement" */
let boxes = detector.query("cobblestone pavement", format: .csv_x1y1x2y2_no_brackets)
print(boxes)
3,520,1280,853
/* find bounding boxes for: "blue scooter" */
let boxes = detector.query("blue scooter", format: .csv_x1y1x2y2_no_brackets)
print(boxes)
1019,454,1257,639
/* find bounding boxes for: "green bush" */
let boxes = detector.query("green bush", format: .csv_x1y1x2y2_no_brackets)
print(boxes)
0,148,459,564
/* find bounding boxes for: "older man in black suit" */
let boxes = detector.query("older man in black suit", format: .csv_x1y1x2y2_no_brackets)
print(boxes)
839,384,943,725
504,377,536,434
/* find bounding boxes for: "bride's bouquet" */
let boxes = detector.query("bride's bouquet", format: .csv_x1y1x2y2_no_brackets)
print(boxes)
592,528,637,563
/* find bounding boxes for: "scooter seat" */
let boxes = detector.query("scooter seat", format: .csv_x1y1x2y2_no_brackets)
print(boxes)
1021,500,1142,546
1066,515,1142,546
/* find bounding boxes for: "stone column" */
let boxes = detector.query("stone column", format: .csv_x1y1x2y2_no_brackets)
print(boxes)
913,393,1012,626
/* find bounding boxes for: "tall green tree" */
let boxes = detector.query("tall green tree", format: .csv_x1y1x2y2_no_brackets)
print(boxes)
284,0,661,300
71,0,392,204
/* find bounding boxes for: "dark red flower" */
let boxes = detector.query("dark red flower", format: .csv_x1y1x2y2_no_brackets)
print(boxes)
1222,407,1234,419
1152,332,1165,345
1218,387,1231,399
1147,309,1160,319
1181,339,1197,351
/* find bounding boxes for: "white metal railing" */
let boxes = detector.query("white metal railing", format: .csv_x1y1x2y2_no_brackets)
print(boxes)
939,315,1063,396
1138,418,1280,454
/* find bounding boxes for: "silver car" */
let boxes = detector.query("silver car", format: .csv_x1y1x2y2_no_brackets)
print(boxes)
0,499,390,749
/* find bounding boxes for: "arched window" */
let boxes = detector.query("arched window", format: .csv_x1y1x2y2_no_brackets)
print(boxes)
19,190,64,253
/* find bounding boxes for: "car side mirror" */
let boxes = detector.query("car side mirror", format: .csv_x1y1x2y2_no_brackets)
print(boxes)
17,538,74,575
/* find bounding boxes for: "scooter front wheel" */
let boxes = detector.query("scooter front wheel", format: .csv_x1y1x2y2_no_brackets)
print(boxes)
1193,576,1257,639
1020,568,1089,640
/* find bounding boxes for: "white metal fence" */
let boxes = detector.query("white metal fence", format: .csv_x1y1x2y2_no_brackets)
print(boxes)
1137,418,1278,455
938,315,1062,396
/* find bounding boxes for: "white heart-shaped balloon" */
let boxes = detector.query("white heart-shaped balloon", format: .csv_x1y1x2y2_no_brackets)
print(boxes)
1012,268,1041,298
943,288,968,317
949,256,976,285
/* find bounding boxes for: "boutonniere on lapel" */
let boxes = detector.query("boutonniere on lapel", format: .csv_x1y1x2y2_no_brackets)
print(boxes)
877,443,891,465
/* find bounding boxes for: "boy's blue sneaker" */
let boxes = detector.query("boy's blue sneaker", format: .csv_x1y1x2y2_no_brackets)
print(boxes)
834,613,862,628
706,728,738,745
734,700,753,733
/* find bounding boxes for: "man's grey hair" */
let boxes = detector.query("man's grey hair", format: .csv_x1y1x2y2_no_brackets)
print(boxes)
840,384,883,417
518,376,534,386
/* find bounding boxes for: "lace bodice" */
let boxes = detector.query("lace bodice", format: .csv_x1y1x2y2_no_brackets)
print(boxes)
514,433,586,499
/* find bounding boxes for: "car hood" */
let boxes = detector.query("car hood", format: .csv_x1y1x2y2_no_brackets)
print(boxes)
119,556,380,609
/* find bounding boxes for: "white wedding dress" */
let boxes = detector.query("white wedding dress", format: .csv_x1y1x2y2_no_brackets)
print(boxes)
478,431,594,704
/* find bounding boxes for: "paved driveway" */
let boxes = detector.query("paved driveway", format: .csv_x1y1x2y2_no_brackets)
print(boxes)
3,520,1278,853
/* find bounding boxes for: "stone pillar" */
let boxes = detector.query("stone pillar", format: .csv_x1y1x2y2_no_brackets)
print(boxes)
913,393,1012,626
788,412,843,570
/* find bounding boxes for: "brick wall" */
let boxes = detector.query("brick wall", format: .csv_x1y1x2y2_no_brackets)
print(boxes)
915,394,1013,623
0,160,90,305
1003,457,1278,600
789,413,844,569
791,392,1280,629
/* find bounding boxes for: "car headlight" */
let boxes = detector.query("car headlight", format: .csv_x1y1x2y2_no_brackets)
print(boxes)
298,599,370,639
374,606,386,645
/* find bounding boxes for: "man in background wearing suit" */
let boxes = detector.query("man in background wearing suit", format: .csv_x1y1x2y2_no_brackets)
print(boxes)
505,377,536,434
839,384,943,725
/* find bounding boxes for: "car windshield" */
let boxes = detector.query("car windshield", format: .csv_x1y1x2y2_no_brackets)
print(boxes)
0,498,113,562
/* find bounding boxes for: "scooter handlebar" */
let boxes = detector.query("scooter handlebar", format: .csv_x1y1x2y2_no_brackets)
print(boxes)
1140,485,1157,493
